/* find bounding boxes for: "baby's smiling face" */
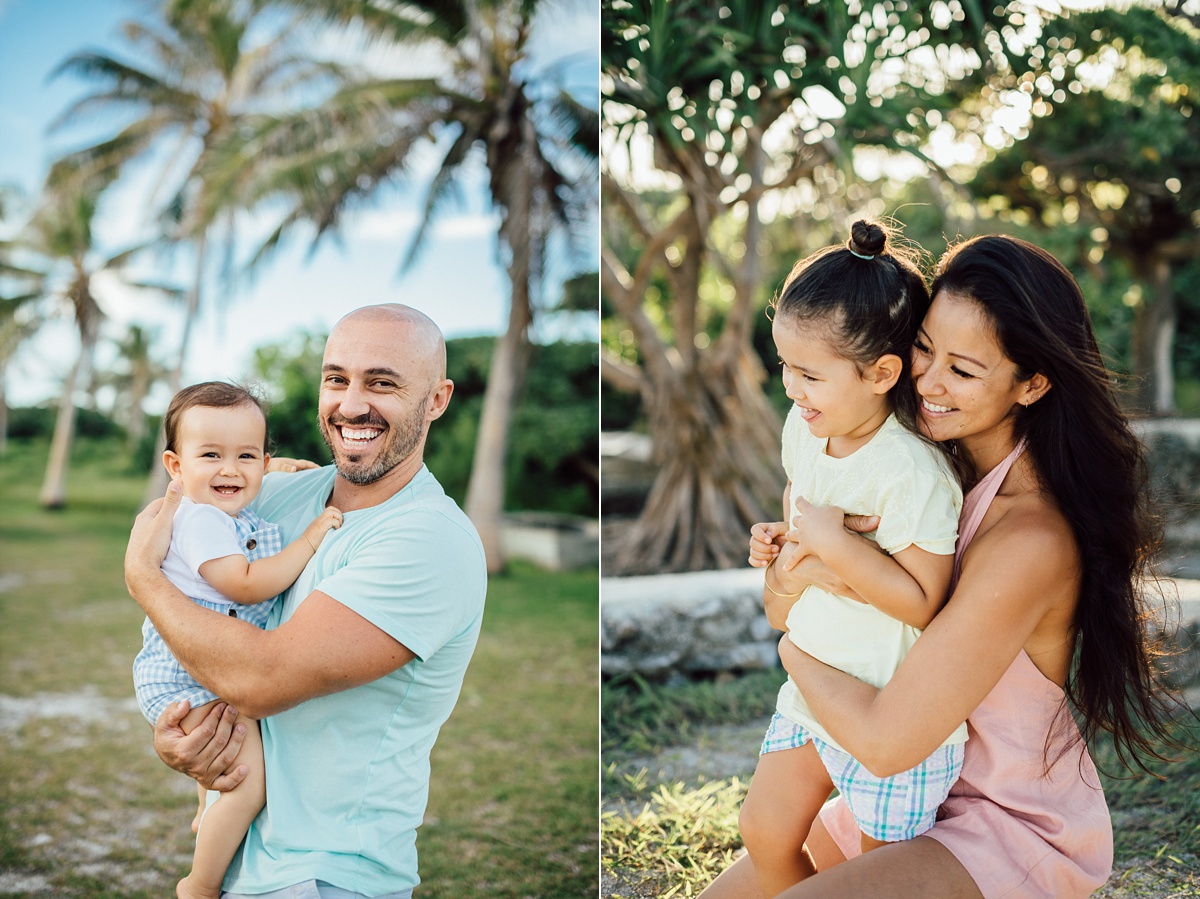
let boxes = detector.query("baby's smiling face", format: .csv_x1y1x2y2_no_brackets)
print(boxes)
163,402,270,516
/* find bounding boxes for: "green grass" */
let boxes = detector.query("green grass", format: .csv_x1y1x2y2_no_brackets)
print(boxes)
601,673,1200,898
601,671,780,755
0,438,598,898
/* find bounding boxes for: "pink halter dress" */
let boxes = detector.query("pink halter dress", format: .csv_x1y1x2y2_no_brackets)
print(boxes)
819,442,1113,897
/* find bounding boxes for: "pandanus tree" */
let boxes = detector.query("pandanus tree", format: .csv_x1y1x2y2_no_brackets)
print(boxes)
967,5,1200,413
200,0,599,571
601,0,1001,573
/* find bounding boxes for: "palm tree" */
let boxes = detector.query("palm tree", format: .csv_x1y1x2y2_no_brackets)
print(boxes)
0,187,47,456
50,0,341,493
97,323,175,455
208,0,598,571
22,171,124,507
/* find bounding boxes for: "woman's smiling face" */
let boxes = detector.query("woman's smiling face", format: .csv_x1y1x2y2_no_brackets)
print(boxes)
911,290,1044,453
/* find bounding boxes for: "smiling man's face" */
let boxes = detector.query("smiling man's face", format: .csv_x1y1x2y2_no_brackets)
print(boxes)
317,312,436,486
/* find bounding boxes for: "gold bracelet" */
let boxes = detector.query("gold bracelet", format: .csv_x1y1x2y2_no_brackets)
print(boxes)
764,561,804,598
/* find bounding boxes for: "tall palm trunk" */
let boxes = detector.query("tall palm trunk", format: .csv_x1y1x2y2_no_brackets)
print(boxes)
39,340,94,508
465,126,535,573
465,278,533,573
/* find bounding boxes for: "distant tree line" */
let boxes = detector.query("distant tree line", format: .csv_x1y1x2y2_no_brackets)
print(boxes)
6,334,598,519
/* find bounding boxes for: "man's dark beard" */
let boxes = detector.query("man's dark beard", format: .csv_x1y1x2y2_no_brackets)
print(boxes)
319,398,427,485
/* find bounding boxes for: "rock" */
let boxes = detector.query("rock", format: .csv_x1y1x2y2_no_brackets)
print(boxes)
601,568,775,678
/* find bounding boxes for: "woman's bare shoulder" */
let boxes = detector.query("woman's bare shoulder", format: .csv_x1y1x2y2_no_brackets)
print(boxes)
960,489,1080,619
972,489,1077,563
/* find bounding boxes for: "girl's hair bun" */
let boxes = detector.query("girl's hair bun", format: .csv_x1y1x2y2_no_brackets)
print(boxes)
847,219,886,259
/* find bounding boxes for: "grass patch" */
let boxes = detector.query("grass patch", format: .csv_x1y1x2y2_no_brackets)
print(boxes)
601,671,780,755
602,672,1200,898
602,779,745,899
0,438,598,898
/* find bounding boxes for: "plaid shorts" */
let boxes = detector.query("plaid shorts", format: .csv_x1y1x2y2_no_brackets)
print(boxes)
132,511,282,724
760,711,964,842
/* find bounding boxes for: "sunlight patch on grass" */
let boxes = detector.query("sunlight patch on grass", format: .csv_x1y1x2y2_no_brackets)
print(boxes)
602,778,746,899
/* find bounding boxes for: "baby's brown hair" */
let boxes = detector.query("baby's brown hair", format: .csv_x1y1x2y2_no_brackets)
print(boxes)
163,382,268,453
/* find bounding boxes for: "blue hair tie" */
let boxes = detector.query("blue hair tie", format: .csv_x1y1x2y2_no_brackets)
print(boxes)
848,247,875,261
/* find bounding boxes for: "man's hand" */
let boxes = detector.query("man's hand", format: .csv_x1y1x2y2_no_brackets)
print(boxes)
125,480,183,599
267,457,321,473
153,700,249,791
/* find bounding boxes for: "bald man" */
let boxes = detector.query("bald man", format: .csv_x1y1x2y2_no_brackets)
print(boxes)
125,305,487,899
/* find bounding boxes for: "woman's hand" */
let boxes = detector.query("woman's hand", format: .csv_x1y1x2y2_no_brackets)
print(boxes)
153,700,249,791
267,457,321,473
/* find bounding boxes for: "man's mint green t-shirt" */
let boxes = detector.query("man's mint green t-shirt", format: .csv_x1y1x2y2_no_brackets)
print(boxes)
224,465,486,895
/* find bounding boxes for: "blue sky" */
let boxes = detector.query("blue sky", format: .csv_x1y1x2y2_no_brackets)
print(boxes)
0,0,599,408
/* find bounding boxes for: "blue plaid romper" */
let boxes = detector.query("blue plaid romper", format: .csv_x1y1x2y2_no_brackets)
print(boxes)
132,503,283,723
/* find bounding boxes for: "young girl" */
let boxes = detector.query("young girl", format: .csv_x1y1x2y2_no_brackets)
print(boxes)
132,381,342,899
738,221,965,898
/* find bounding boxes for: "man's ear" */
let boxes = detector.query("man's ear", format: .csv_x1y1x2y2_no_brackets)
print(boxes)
868,354,903,394
426,379,454,422
1019,372,1052,407
162,450,182,481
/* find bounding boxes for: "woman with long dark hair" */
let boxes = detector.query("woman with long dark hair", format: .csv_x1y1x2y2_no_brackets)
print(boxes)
703,234,1185,898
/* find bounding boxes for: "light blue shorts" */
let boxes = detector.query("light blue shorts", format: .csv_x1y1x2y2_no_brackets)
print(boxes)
221,881,412,899
760,711,964,842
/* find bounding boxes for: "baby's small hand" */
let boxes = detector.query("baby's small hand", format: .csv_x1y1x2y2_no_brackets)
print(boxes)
303,506,343,552
749,521,789,568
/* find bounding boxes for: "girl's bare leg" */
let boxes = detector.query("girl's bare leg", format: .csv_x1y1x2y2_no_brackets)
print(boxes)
734,743,835,899
192,782,206,835
698,806,852,899
860,831,888,853
174,707,265,899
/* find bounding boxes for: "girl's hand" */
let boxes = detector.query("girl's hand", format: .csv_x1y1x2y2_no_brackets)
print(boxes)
784,498,845,565
749,521,789,567
783,496,881,569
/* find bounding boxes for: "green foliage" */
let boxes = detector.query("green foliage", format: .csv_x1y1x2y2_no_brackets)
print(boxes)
250,331,598,515
252,330,330,464
5,405,122,441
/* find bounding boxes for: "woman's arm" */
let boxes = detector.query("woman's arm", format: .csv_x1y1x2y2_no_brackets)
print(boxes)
198,507,342,604
774,507,1075,776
